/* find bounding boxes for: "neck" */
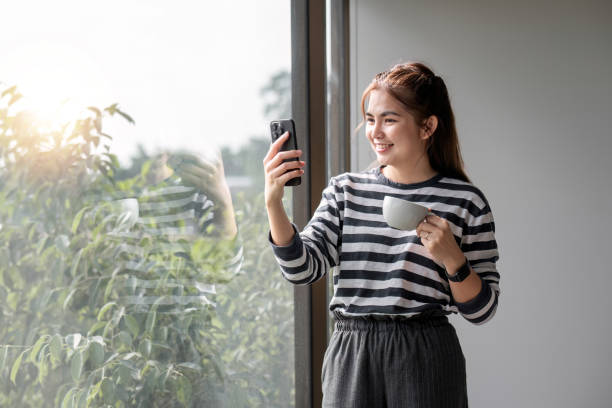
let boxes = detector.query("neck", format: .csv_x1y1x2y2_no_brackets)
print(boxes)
381,156,437,184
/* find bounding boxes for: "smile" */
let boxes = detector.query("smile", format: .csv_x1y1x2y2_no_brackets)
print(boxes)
374,143,393,152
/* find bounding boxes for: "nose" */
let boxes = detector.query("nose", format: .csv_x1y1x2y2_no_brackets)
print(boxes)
370,121,384,139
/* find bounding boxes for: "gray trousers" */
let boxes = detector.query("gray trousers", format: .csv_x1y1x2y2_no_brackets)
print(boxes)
322,314,468,408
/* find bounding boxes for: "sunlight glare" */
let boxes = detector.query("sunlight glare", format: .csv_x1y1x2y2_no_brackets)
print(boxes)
6,42,111,131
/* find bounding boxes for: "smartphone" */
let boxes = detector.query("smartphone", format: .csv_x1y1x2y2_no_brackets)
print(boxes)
270,119,301,186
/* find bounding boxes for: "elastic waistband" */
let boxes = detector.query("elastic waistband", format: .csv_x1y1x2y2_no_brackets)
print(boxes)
333,312,450,332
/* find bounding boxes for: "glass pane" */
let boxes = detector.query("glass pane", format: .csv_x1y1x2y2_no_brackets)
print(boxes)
0,1,294,407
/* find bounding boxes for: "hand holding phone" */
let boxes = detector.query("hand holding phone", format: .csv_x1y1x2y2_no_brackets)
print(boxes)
270,119,301,186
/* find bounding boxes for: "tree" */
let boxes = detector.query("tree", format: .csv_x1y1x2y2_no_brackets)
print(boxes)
0,68,296,407
222,69,292,193
0,86,235,407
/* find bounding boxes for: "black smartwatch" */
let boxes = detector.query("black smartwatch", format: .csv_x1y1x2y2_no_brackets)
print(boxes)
445,258,471,282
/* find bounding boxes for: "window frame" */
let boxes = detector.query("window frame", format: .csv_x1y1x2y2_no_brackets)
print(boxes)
291,0,350,406
291,0,326,406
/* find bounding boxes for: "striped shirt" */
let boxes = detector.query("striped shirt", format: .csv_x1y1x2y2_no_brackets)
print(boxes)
109,174,243,313
269,166,500,325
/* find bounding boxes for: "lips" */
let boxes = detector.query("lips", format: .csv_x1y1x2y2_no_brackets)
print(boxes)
374,143,393,152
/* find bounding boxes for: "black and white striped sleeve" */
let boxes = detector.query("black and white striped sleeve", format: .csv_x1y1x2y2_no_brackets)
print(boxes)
456,202,500,325
269,178,342,285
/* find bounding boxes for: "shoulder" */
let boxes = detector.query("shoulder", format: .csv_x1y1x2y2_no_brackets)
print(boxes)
329,168,382,188
435,176,492,214
326,169,385,197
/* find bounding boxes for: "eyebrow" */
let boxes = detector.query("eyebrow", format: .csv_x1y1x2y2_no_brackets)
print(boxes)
365,110,401,117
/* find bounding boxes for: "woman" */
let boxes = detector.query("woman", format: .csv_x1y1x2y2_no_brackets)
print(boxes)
263,62,500,407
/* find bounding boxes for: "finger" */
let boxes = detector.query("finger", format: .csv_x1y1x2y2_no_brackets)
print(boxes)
168,153,199,168
272,131,290,148
263,141,279,164
264,132,290,162
264,135,295,166
278,168,304,185
273,149,303,164
193,157,218,172
177,172,201,189
265,151,303,173
179,163,215,179
421,231,434,242
423,214,446,228
269,160,305,179
177,170,213,188
417,226,437,240
174,163,210,178
176,169,206,182
176,154,219,173
268,159,305,182
415,222,436,237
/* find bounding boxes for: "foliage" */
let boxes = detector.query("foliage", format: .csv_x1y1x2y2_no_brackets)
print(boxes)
222,69,291,191
0,83,295,407
260,70,291,120
215,69,295,406
213,191,294,407
220,138,269,192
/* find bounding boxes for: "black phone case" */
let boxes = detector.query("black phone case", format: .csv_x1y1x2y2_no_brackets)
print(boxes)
270,119,301,186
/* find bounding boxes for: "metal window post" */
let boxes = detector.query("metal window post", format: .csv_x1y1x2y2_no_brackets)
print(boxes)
292,0,349,406
291,0,327,407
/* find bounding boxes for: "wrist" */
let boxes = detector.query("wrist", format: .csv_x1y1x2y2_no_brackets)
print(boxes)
443,251,467,275
215,197,234,212
265,197,284,211
445,257,471,282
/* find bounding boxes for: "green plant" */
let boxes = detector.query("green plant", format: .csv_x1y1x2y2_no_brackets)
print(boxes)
212,191,295,407
0,72,295,407
0,86,236,407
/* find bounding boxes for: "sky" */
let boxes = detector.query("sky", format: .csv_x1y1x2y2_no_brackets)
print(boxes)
1,0,291,164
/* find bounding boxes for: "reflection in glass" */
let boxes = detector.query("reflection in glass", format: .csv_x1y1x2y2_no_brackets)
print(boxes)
0,1,294,407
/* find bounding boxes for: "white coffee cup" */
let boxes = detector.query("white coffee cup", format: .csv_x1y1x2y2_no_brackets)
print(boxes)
382,195,430,231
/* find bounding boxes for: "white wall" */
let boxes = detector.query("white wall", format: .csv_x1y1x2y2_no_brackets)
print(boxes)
350,1,612,406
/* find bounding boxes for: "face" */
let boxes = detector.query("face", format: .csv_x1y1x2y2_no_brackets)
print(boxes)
365,89,431,170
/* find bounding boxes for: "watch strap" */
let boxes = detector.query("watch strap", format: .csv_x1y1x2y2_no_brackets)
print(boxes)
446,258,471,282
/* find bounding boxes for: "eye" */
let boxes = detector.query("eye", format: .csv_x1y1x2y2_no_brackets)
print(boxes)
366,117,375,124
385,118,396,123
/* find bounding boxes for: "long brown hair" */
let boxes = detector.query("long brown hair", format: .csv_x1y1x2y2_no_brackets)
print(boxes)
359,62,470,183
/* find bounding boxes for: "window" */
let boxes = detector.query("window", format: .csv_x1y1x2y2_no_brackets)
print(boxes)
0,1,295,406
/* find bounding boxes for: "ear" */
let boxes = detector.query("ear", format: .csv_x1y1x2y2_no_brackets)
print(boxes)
420,115,438,140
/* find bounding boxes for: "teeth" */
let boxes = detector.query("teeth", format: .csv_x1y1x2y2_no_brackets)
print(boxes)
375,143,392,150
